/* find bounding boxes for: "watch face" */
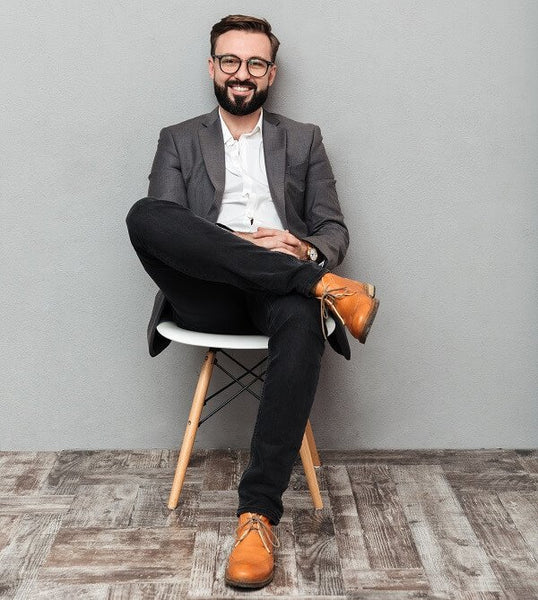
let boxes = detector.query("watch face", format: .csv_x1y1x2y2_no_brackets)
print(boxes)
308,246,318,261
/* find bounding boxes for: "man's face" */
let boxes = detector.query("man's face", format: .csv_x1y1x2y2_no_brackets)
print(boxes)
209,30,277,116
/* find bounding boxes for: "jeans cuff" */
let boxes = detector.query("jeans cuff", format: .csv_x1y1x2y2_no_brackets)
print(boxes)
237,507,281,526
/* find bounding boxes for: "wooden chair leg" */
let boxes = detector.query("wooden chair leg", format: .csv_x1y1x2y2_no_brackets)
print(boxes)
305,419,321,467
167,349,216,510
299,430,323,510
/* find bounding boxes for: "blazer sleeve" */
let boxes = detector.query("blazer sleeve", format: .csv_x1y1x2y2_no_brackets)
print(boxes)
147,127,188,205
301,125,349,270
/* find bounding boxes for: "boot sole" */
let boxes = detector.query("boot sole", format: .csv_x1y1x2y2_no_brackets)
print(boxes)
358,298,379,344
225,572,274,589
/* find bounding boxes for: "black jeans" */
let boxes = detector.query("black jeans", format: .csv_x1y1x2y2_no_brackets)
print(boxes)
126,198,328,524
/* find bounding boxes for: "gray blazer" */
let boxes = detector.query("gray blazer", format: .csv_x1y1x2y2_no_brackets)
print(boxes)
144,108,351,358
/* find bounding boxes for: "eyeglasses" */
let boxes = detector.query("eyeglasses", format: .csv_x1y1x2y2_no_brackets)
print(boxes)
212,54,274,78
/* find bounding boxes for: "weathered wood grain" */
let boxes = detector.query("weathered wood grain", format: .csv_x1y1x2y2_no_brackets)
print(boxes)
457,491,538,600
345,568,429,591
0,515,22,552
461,593,503,600
0,452,58,496
346,593,451,600
0,495,73,515
197,490,238,522
189,597,348,600
514,449,538,474
61,484,139,528
129,483,200,528
187,521,220,597
1,449,537,598
348,464,421,570
325,463,370,589
322,449,520,469
0,514,62,599
77,468,177,486
108,581,189,599
155,448,208,470
38,526,195,585
288,458,327,492
292,508,344,596
207,520,237,598
201,449,245,491
40,451,96,495
392,465,500,596
280,488,330,514
42,451,131,495
125,449,175,468
444,469,536,493
21,581,110,600
498,491,538,558
268,519,300,595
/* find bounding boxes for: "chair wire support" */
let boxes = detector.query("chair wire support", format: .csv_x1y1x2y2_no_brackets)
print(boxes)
198,349,268,426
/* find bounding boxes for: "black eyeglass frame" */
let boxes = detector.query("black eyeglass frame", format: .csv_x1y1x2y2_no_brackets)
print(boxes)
212,54,274,77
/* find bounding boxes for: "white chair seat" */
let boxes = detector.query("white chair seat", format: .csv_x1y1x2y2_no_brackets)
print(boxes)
156,316,335,350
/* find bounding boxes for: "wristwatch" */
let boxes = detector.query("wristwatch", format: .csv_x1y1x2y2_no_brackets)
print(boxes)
305,243,319,262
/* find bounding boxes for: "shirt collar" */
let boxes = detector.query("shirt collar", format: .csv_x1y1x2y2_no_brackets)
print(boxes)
219,108,264,145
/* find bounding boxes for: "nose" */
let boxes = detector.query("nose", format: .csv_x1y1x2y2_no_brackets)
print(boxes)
235,59,251,80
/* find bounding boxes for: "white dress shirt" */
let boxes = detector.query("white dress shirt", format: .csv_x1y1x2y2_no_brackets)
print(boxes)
217,109,284,233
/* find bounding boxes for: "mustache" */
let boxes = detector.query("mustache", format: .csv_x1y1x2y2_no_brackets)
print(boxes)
226,80,257,90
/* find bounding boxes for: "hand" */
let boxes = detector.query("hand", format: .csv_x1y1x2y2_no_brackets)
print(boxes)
234,228,308,260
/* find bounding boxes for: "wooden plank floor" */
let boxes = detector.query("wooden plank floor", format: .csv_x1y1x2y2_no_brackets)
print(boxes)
0,449,536,599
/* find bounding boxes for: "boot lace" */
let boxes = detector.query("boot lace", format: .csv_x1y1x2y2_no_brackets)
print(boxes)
235,513,280,554
318,285,354,339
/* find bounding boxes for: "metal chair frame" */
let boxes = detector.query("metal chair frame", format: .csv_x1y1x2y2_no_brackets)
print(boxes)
198,350,268,425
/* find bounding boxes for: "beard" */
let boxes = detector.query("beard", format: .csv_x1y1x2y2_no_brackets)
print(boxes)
213,80,269,116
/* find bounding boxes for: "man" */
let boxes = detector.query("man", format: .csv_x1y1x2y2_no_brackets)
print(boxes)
126,14,379,589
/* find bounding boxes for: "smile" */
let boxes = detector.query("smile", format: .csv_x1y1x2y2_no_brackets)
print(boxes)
227,81,256,93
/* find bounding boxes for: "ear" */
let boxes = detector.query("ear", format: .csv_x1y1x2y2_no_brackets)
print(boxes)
268,64,277,87
208,57,215,80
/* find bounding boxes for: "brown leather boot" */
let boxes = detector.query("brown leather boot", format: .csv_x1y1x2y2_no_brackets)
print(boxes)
313,273,379,343
225,512,278,589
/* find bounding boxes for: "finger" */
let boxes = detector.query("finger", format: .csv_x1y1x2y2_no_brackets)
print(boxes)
250,236,282,250
274,240,304,256
285,233,302,247
255,229,301,248
252,228,280,238
253,235,295,252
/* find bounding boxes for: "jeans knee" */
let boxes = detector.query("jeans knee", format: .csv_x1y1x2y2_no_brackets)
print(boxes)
125,197,153,236
271,295,324,346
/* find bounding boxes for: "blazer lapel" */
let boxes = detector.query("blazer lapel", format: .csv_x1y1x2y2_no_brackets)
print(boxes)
199,108,225,215
263,111,288,229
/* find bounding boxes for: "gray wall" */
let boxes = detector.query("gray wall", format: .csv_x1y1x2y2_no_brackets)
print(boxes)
2,1,537,451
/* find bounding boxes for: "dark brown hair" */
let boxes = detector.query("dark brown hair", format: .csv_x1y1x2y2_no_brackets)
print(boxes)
210,15,280,61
